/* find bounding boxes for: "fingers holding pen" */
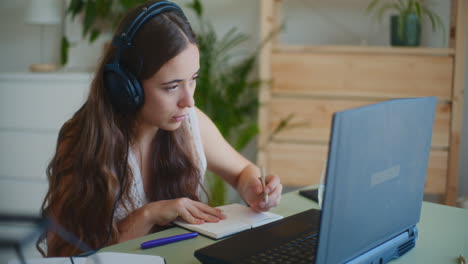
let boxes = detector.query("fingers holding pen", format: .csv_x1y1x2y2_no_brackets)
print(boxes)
249,173,282,212
260,174,282,210
264,174,281,195
266,177,282,207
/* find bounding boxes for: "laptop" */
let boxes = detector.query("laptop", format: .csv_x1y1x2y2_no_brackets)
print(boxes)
195,97,436,264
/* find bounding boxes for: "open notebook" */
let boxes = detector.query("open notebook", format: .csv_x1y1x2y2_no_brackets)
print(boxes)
173,203,283,239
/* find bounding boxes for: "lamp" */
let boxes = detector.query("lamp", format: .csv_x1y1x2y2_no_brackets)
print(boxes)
25,0,61,72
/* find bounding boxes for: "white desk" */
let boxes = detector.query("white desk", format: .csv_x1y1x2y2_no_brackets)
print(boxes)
103,190,468,263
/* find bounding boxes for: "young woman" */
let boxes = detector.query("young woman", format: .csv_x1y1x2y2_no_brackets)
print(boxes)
37,0,282,257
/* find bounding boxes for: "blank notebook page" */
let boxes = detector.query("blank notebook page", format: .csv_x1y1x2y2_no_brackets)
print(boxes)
174,203,283,239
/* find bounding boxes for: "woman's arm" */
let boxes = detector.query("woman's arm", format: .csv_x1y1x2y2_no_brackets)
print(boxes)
195,108,282,212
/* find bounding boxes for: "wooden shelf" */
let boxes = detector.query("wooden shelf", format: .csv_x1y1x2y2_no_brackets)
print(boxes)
274,44,456,56
258,0,467,205
270,92,454,103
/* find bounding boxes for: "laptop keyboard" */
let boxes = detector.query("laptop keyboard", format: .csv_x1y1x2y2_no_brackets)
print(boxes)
240,231,318,264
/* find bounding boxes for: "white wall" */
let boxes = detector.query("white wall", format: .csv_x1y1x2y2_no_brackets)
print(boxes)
0,1,466,194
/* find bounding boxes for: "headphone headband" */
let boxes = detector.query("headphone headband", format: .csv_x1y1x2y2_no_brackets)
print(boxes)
112,1,186,49
104,1,188,114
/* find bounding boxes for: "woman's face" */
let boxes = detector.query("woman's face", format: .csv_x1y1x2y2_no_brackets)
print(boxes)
139,43,200,131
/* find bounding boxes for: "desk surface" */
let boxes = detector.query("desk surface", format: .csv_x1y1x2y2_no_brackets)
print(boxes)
103,190,468,263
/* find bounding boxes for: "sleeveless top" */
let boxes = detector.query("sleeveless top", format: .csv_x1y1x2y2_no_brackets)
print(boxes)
114,107,207,222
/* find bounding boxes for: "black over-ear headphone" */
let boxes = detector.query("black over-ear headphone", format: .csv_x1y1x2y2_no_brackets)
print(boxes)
103,1,187,113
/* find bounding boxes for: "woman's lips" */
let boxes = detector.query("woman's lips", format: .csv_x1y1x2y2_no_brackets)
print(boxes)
173,114,187,122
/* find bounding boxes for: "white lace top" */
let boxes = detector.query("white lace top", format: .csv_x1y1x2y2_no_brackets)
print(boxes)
114,107,207,222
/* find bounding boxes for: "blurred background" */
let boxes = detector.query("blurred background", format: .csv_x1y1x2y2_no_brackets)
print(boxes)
0,0,467,261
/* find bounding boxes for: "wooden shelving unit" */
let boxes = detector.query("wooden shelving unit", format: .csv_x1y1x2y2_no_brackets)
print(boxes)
257,0,467,205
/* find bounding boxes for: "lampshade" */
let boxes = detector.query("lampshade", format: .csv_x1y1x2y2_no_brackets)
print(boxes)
25,0,61,25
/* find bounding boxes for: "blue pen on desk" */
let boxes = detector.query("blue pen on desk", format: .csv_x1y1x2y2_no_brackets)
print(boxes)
140,232,198,249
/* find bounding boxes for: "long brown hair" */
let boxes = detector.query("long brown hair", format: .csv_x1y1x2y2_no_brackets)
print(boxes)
37,0,202,256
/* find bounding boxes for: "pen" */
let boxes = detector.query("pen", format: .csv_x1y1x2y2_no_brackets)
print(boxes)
140,232,198,249
261,166,269,204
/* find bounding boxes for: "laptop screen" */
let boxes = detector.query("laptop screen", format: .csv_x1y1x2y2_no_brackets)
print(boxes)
316,97,436,263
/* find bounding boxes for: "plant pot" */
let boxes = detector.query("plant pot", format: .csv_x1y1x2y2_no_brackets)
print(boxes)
390,14,421,47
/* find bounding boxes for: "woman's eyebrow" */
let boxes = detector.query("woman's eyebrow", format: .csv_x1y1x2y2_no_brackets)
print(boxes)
160,69,200,85
160,79,183,85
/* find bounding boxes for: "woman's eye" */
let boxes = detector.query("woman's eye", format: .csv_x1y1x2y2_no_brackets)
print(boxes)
193,75,200,80
166,85,178,91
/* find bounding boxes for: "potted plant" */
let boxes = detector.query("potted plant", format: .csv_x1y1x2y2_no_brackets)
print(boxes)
366,0,446,46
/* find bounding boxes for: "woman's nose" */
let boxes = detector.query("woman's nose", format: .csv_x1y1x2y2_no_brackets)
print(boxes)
178,86,195,108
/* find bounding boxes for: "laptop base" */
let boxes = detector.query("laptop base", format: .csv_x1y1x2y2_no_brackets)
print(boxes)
194,209,321,264
347,227,417,264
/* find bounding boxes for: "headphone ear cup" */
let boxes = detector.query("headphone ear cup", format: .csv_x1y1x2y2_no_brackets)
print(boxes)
125,69,144,109
104,63,144,113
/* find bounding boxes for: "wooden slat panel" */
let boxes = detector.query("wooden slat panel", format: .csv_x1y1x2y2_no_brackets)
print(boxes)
445,0,467,205
425,150,448,194
275,45,455,56
268,98,451,148
267,142,447,195
267,143,328,186
271,52,453,100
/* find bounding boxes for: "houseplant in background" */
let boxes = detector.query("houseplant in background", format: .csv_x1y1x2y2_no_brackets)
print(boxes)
366,0,445,46
62,0,147,65
187,0,265,206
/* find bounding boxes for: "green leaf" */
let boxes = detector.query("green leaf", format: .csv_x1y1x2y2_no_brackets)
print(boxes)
366,0,380,14
398,14,405,40
235,124,259,150
206,172,226,206
421,5,446,45
96,0,111,17
422,6,437,31
408,0,414,12
119,0,135,9
89,29,101,43
82,0,97,38
414,2,422,18
67,0,84,19
397,0,405,10
60,36,70,66
271,113,295,137
375,3,402,23
187,0,203,18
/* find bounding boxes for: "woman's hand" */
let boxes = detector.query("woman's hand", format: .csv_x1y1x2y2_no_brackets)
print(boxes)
237,166,283,212
117,198,225,243
148,198,226,226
